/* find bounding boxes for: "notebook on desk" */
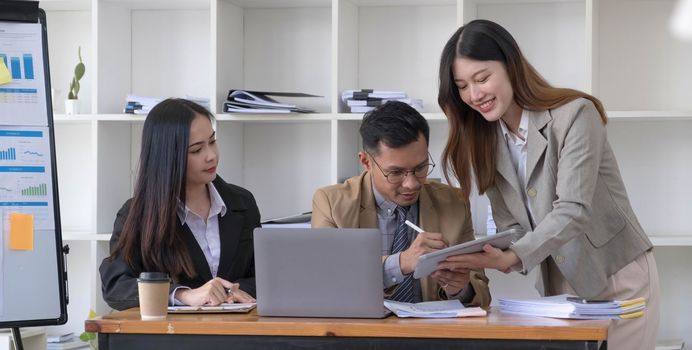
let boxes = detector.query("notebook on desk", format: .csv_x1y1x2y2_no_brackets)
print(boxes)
168,303,256,314
254,227,389,318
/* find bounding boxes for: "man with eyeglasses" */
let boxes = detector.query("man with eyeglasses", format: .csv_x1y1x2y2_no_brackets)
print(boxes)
312,101,490,307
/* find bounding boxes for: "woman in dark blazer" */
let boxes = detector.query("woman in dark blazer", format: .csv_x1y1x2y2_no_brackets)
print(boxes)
100,98,260,311
436,20,659,350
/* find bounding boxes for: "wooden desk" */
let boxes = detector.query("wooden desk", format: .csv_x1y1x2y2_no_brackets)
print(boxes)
85,308,609,350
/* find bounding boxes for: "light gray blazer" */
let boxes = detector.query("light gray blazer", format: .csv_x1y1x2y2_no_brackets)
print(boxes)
486,98,653,298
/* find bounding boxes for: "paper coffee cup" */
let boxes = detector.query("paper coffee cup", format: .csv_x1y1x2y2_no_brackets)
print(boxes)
137,272,170,320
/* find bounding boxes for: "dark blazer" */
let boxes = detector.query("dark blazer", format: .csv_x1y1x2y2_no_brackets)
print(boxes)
99,176,260,311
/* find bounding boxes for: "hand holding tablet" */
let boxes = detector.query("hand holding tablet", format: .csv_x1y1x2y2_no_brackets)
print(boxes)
412,229,520,279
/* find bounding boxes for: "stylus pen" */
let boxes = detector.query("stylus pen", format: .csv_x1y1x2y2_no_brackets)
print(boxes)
404,220,425,233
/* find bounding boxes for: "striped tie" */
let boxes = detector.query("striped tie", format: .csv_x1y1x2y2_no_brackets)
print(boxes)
390,205,414,303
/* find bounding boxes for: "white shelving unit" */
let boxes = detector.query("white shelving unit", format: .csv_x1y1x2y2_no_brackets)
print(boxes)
42,0,692,344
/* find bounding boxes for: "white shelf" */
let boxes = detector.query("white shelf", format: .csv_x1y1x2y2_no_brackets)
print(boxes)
348,0,456,6
216,114,334,122
53,112,451,122
335,112,447,121
607,110,692,121
54,114,146,122
649,235,692,247
40,0,91,11
100,0,210,10
228,0,332,8
62,232,112,241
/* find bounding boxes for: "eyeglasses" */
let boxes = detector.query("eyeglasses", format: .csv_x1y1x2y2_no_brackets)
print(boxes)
367,151,436,184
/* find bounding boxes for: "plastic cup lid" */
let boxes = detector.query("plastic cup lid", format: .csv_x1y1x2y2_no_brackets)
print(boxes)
137,272,170,282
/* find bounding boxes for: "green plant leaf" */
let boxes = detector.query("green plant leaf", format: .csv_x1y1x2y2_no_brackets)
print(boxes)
75,63,85,80
79,331,95,342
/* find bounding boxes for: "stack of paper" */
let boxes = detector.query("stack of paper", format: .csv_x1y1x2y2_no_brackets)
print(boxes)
499,294,646,319
47,332,74,343
124,94,162,114
384,299,487,318
261,211,312,228
46,334,89,350
224,90,320,113
341,89,423,113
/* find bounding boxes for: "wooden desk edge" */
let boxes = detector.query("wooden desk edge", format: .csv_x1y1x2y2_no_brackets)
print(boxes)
85,309,609,341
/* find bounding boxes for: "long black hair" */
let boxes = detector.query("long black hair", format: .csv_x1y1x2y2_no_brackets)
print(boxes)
110,98,214,281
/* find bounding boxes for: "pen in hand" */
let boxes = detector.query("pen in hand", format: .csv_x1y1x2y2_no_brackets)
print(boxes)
405,220,450,250
404,220,424,233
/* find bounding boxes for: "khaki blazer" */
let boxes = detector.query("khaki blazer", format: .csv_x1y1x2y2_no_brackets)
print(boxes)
487,98,653,298
312,171,491,308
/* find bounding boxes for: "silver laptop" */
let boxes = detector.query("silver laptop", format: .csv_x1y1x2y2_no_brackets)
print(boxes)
254,227,388,318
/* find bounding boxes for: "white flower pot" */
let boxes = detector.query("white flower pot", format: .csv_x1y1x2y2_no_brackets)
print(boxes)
65,99,79,115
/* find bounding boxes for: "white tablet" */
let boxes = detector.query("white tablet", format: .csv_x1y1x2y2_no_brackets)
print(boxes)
412,229,519,279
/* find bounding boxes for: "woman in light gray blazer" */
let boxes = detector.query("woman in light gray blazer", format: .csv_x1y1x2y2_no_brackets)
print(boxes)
436,20,659,350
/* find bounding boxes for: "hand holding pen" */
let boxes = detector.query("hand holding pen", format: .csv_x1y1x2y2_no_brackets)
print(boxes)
405,221,468,295
396,220,449,275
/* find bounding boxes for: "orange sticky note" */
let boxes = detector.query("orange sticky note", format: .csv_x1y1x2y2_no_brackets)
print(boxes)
9,212,34,251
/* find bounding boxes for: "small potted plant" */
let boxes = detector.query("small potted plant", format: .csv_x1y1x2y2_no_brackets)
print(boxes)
65,46,85,115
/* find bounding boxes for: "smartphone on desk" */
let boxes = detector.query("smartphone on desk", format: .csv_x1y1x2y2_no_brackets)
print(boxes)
566,297,612,304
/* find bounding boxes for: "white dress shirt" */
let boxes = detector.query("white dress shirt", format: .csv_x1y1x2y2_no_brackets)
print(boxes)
498,109,536,225
170,182,227,305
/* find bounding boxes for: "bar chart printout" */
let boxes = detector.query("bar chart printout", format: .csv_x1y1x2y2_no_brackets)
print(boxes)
0,22,47,126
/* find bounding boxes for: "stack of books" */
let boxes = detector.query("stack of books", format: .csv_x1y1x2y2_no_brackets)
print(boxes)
224,90,320,113
341,89,423,113
499,294,646,319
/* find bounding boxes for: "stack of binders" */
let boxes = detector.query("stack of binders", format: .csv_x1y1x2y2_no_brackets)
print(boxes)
498,294,646,319
341,89,423,113
224,90,320,113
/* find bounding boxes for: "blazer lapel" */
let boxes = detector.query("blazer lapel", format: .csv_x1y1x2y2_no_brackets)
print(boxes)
216,212,244,278
526,109,550,186
418,185,439,234
358,172,379,229
495,125,522,195
180,223,213,281
217,199,247,279
495,125,533,232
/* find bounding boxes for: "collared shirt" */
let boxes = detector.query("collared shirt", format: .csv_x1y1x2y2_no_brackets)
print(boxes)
170,182,227,305
372,185,423,302
498,109,536,225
